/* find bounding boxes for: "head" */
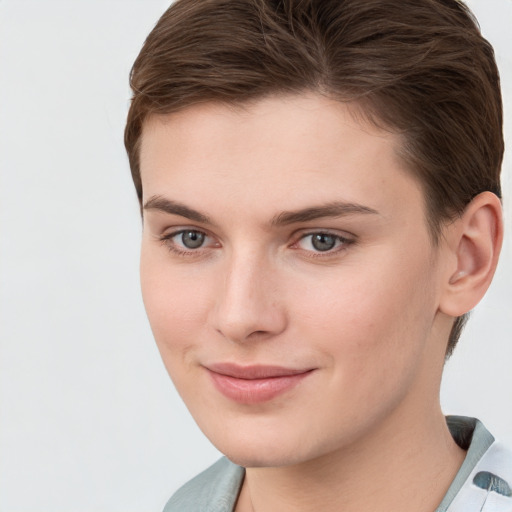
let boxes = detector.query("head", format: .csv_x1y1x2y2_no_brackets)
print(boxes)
125,0,504,466
125,0,503,356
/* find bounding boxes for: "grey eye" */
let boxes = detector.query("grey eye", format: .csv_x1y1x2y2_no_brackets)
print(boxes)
181,230,205,249
311,233,337,252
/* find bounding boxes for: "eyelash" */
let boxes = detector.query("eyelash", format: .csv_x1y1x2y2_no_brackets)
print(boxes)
159,229,218,257
291,231,354,256
158,229,355,258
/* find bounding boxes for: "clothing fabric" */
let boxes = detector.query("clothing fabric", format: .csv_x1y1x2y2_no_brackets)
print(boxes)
163,416,512,512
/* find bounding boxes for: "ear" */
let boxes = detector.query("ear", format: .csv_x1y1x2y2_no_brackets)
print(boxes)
439,191,503,317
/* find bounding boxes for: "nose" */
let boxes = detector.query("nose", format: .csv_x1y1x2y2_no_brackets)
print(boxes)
210,250,288,344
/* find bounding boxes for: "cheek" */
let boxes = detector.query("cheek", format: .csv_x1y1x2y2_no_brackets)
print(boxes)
290,247,437,376
280,253,438,447
139,248,212,365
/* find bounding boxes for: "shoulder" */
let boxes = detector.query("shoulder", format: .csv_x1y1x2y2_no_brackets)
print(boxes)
163,457,245,512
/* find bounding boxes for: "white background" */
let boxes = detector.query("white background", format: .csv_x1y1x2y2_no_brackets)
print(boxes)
0,1,511,511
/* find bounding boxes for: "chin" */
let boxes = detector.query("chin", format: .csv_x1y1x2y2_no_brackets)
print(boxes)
223,447,305,469
205,427,324,469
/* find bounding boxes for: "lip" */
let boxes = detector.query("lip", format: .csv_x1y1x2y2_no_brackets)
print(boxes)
205,363,314,404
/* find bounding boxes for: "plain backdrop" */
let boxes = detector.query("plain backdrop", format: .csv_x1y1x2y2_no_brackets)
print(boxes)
0,1,511,511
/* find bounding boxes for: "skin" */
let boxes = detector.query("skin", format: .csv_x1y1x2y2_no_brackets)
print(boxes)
138,93,501,512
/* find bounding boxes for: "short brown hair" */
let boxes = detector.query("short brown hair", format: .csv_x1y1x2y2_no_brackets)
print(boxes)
125,0,503,355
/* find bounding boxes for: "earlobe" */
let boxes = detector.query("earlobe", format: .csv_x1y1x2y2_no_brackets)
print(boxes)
439,191,503,317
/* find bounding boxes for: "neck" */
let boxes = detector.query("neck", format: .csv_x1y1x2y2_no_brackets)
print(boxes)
236,401,465,512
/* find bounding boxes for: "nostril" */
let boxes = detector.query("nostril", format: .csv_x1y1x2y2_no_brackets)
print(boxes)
250,330,269,337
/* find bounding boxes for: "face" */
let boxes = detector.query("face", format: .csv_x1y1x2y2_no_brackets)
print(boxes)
139,94,449,468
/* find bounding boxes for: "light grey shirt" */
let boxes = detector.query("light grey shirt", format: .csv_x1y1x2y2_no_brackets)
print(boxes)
163,416,512,512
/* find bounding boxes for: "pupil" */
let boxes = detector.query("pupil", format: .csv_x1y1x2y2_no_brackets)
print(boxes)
182,231,205,249
312,234,336,251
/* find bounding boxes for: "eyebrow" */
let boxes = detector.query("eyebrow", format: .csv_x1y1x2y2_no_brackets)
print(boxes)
143,195,380,226
143,196,213,224
271,202,380,226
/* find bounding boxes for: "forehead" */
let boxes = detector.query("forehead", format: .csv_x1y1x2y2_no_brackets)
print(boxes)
139,93,425,227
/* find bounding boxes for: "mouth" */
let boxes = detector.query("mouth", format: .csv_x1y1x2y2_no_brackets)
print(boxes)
205,363,315,404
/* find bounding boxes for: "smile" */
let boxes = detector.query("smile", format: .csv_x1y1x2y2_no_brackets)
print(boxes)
205,363,314,404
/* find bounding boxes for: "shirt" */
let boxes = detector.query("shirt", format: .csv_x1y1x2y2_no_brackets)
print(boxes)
163,416,512,512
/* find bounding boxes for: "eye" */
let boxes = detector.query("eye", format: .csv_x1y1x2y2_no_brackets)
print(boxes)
160,229,218,254
295,232,351,253
177,230,206,249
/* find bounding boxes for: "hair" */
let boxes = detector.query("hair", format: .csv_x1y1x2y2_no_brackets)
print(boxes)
125,0,503,356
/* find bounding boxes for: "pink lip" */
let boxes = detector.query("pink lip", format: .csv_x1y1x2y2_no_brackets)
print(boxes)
205,363,314,404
